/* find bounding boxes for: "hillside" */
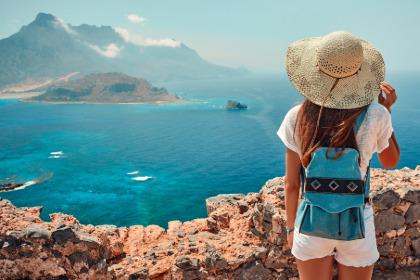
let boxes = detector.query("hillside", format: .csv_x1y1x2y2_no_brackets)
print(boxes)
0,13,248,89
0,167,419,279
27,73,181,103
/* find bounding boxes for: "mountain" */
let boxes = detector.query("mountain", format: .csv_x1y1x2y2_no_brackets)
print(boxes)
27,72,181,103
0,13,248,88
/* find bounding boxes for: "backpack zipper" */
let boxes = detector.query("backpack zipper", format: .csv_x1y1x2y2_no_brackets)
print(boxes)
338,212,342,236
352,209,358,223
359,208,365,238
298,204,310,233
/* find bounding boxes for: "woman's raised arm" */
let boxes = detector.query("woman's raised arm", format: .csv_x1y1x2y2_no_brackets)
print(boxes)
378,81,400,168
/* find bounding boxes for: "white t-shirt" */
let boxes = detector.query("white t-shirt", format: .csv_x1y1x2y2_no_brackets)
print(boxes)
277,102,394,177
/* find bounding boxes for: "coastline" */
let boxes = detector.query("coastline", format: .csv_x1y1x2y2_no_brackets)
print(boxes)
0,93,192,105
0,92,43,99
19,98,191,105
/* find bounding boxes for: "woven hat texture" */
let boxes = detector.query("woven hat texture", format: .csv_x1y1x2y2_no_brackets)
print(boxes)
286,31,385,109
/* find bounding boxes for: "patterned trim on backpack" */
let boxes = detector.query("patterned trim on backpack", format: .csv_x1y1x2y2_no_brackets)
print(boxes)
305,177,365,194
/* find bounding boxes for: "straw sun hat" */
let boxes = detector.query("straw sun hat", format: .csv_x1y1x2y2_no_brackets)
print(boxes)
286,31,385,109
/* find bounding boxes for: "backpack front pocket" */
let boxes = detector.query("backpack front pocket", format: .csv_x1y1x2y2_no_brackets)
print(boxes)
298,201,365,240
304,189,365,213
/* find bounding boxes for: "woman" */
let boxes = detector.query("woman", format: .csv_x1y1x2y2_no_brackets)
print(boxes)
277,31,400,280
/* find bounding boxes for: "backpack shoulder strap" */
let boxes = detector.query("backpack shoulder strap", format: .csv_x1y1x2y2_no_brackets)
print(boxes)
354,106,370,198
354,105,369,134
364,161,371,199
353,105,370,199
299,164,306,198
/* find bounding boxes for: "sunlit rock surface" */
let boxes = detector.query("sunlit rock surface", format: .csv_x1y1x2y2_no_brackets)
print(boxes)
1,167,419,279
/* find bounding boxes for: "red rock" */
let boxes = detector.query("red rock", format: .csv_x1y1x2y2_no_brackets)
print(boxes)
0,167,419,279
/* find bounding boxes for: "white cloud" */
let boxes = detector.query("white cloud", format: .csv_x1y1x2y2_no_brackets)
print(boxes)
89,43,121,58
114,27,181,48
141,38,181,48
127,14,147,24
54,17,77,35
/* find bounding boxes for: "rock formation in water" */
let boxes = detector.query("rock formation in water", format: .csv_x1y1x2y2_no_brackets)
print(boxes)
0,167,419,279
0,182,23,192
224,100,248,110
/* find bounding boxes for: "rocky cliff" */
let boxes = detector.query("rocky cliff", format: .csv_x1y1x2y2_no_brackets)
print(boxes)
0,167,419,279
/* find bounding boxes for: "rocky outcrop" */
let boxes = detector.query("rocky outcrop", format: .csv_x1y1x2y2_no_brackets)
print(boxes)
1,167,419,279
0,182,23,192
224,100,248,110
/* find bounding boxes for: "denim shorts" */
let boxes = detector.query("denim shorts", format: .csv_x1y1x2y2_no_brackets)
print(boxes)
291,204,380,267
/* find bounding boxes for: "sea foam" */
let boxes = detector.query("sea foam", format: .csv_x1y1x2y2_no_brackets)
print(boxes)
132,176,153,182
127,170,140,175
12,180,37,191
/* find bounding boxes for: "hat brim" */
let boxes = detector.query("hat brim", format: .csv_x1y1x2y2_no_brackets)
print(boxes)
286,36,385,109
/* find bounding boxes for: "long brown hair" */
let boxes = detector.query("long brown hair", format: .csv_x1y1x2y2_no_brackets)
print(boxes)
294,99,368,167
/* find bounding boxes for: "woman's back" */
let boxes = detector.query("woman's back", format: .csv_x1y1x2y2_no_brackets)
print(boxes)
278,102,393,177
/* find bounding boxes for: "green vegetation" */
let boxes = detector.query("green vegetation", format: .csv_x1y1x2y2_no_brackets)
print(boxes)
29,73,180,103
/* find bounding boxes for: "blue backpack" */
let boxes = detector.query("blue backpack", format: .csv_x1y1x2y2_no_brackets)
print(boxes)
295,107,370,241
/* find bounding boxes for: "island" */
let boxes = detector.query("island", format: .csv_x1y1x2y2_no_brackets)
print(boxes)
26,73,182,104
224,100,248,110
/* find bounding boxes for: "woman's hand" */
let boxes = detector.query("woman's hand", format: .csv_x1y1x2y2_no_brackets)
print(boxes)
379,81,397,113
287,232,294,249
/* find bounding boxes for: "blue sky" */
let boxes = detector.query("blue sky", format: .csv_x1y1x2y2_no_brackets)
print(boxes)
1,0,419,73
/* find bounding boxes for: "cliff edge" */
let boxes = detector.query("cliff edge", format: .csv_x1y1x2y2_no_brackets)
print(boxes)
1,167,419,279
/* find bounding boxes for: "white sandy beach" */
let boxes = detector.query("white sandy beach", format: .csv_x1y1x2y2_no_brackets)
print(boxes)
19,98,192,105
0,92,43,99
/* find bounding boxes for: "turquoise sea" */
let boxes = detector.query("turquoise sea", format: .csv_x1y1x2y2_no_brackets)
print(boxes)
1,74,419,228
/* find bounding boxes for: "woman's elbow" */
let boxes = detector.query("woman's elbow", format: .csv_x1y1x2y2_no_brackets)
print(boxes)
378,135,400,168
284,178,300,192
379,152,400,168
383,157,400,168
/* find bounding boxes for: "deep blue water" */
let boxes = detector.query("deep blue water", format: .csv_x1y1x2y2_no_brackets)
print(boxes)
1,74,419,228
